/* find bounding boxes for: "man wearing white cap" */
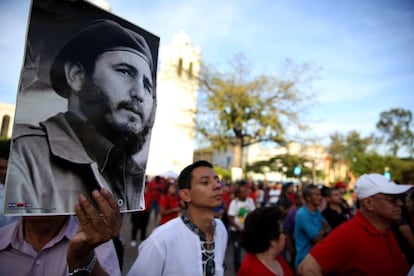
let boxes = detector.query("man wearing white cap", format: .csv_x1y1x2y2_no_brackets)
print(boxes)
298,173,412,276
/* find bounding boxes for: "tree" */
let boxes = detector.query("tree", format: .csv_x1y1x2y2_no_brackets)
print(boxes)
327,129,414,184
376,108,414,157
327,131,374,180
196,53,318,168
246,154,313,181
328,131,373,160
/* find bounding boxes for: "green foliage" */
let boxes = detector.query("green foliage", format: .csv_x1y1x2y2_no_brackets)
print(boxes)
355,154,414,184
246,153,324,183
384,157,414,184
328,131,373,164
213,166,231,181
246,154,309,178
328,130,379,179
196,54,318,167
376,108,414,157
327,127,414,183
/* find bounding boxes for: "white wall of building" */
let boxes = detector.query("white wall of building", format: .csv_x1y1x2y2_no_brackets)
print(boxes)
145,31,201,176
0,103,16,138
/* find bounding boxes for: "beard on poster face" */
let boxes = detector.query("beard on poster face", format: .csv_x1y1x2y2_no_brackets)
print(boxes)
77,78,151,154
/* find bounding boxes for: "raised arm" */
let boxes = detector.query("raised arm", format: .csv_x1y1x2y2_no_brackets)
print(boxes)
67,188,121,276
297,254,323,276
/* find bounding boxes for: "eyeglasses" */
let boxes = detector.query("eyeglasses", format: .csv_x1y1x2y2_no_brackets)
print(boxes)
372,195,402,205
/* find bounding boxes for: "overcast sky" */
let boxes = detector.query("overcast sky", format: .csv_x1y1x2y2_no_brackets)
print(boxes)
1,0,413,146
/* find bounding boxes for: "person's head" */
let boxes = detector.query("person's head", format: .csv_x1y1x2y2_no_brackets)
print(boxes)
177,160,221,209
295,189,304,206
335,181,347,196
240,207,285,255
325,187,342,205
0,139,10,184
222,184,230,194
405,191,414,214
355,173,413,224
50,20,156,154
164,182,177,195
302,184,322,209
235,185,248,201
282,182,294,196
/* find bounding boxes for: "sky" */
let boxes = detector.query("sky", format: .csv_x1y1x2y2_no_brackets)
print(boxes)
0,0,413,148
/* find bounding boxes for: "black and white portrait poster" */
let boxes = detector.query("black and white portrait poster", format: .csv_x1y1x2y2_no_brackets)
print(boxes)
3,0,159,215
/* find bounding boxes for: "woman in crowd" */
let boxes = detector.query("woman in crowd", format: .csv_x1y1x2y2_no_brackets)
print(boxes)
276,182,296,216
159,182,181,225
238,207,294,276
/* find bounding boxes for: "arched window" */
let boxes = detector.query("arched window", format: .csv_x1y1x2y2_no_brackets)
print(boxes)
188,62,193,79
1,115,10,137
177,58,183,76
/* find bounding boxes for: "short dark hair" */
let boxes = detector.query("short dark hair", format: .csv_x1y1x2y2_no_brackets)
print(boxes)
303,184,319,201
240,207,284,253
324,187,341,197
178,160,213,190
234,185,248,197
321,186,332,197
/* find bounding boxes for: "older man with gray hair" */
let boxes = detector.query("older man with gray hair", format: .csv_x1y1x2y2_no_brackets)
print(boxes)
298,173,412,276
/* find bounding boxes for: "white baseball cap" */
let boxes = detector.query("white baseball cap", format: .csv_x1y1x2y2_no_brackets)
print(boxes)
355,173,413,199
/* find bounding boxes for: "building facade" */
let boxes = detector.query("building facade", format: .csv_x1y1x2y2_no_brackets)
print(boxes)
145,31,201,176
0,103,15,138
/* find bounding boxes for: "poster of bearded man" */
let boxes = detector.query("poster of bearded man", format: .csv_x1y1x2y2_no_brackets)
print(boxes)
3,0,159,215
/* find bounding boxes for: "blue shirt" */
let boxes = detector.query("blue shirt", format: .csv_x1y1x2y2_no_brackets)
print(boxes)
294,205,325,268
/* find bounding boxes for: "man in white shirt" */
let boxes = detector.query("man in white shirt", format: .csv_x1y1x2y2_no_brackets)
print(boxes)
127,160,228,276
227,185,256,272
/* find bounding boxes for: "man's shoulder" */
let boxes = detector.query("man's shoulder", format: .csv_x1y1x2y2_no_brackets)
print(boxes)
296,206,307,216
150,217,184,237
143,218,193,247
13,123,46,139
246,197,255,205
321,217,357,241
228,198,238,206
13,113,69,140
322,207,334,216
0,220,20,251
215,218,227,232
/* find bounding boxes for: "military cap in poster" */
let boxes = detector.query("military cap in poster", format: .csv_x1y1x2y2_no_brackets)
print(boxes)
3,0,159,215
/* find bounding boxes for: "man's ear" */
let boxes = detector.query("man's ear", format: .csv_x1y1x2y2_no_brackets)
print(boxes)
64,61,85,92
362,197,374,211
179,189,191,204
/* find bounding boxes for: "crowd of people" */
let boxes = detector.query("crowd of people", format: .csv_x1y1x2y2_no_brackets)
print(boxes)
1,153,414,275
120,169,414,276
2,3,413,275
142,171,414,275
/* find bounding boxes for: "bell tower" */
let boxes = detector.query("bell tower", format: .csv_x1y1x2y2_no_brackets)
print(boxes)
146,30,201,176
